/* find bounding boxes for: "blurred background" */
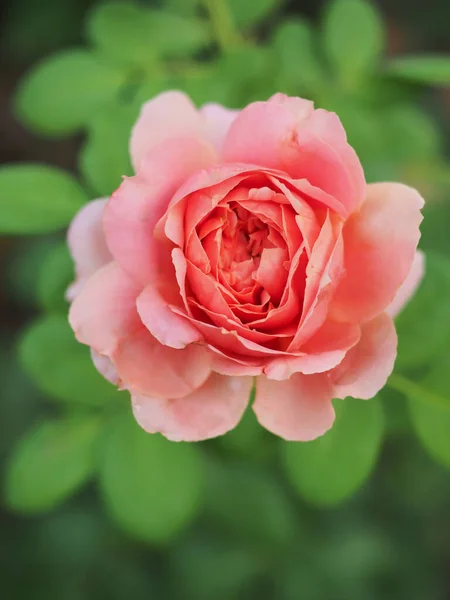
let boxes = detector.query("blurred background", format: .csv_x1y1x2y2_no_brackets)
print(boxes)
1,0,450,598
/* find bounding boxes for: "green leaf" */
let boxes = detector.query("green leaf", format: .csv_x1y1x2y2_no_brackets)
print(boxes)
322,0,384,87
0,164,88,234
177,65,235,107
228,0,284,28
15,50,126,136
380,104,441,162
405,359,450,468
0,339,41,461
169,534,264,600
19,314,119,407
36,242,74,313
421,197,450,255
204,458,297,548
272,18,325,94
387,55,450,85
410,420,450,470
3,237,61,308
282,397,384,505
395,252,450,369
4,416,100,512
87,2,210,66
219,46,277,105
80,103,136,196
166,0,199,15
217,398,277,462
99,412,203,543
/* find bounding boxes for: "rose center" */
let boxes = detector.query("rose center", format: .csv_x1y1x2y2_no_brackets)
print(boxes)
219,203,273,290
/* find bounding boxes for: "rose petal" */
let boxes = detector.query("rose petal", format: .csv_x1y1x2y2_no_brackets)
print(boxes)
69,262,141,356
253,373,335,441
137,284,202,349
90,350,119,385
330,183,424,323
264,320,360,379
130,91,203,171
254,247,289,305
331,312,397,400
288,213,344,349
104,136,217,285
386,250,425,318
66,198,112,300
200,103,239,153
114,329,212,399
223,98,309,168
223,95,365,214
211,349,264,376
132,372,252,441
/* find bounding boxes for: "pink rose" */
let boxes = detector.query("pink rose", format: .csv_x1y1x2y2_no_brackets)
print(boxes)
68,91,424,442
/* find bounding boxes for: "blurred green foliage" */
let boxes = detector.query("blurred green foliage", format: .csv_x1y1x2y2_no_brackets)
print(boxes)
1,0,450,598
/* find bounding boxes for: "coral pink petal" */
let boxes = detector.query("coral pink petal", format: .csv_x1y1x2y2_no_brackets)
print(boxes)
66,198,112,299
104,137,217,285
264,320,360,379
288,215,344,349
223,97,365,214
132,372,252,442
253,374,335,441
269,93,315,119
282,109,366,214
130,91,204,171
330,183,424,323
136,284,202,349
222,99,309,170
331,312,397,400
200,103,239,153
171,309,283,358
113,329,212,399
254,247,289,304
164,170,246,248
211,350,264,376
386,250,425,318
68,262,141,356
90,350,119,385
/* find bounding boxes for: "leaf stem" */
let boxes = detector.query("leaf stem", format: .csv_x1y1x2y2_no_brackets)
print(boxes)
203,0,241,52
387,373,450,410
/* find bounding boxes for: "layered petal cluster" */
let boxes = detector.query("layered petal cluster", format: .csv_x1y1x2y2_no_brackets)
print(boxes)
68,91,424,441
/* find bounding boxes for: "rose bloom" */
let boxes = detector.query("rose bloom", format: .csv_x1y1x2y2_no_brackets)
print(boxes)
68,92,424,442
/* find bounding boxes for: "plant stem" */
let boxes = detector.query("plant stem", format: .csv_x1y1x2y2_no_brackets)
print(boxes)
387,373,449,410
203,0,241,53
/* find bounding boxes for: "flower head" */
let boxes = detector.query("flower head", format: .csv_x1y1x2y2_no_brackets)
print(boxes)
68,91,424,441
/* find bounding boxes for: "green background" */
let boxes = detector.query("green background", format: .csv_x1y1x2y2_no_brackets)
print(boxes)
1,1,450,598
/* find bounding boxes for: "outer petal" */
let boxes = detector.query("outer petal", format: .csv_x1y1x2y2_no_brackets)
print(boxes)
211,350,264,376
330,183,424,323
130,91,203,171
113,329,212,399
386,250,425,318
137,283,202,349
264,321,360,379
66,198,112,300
200,103,239,153
222,98,311,172
253,374,335,441
69,262,141,356
223,95,365,214
132,373,252,442
104,136,217,285
331,312,397,400
90,350,119,385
